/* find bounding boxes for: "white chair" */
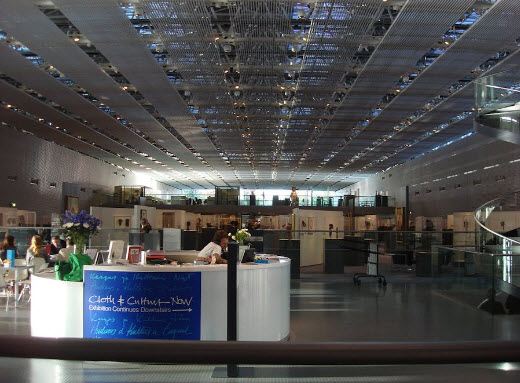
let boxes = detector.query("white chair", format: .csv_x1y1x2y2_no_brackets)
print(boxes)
0,272,11,311
5,259,28,304
85,248,98,263
30,257,47,274
19,257,47,303
5,259,28,281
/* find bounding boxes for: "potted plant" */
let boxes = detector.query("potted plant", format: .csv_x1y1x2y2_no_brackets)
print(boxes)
58,210,102,281
230,228,251,260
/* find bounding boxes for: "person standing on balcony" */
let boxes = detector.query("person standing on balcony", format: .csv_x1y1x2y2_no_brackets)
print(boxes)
290,186,299,207
140,218,152,233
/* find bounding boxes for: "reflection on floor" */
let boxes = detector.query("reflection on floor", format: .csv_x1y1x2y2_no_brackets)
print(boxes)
291,256,520,342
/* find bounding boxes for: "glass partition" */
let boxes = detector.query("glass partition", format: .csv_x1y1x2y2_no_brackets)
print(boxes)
474,67,520,140
475,68,520,115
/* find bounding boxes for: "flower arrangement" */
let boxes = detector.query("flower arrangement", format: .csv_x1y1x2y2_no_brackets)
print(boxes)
229,228,251,245
61,210,102,253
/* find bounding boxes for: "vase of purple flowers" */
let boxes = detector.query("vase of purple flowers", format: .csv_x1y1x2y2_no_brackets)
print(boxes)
61,210,102,254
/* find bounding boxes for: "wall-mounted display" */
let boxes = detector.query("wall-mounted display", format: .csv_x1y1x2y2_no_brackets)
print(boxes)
66,195,79,213
114,216,131,229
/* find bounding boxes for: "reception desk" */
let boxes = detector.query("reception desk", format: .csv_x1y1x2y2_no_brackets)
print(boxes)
31,259,290,341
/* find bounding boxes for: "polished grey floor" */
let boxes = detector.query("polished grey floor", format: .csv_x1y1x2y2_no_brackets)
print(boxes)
0,256,519,382
291,259,520,342
1,359,519,383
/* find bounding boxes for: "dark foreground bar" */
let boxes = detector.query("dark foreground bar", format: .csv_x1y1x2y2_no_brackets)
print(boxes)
2,336,519,365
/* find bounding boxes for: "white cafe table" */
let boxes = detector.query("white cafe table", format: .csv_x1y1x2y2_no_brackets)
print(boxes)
2,264,35,307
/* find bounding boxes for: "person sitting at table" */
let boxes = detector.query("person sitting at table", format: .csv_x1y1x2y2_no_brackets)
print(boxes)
49,235,66,256
26,235,49,264
0,235,20,261
57,237,75,263
197,230,228,264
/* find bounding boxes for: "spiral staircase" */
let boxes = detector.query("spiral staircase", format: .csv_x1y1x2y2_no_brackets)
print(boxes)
473,67,520,297
474,191,520,298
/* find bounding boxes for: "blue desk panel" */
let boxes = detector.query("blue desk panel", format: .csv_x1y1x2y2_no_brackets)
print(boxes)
83,270,201,340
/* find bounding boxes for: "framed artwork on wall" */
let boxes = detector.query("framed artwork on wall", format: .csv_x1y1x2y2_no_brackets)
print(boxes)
140,209,147,221
66,196,79,213
308,217,316,230
114,216,131,228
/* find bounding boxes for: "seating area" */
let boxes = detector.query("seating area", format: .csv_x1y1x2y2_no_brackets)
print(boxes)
1,257,48,310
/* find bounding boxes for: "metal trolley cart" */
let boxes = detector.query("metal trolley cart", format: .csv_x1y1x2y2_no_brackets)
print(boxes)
353,241,387,286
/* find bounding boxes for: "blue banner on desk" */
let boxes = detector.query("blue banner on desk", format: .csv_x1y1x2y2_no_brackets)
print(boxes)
83,270,201,340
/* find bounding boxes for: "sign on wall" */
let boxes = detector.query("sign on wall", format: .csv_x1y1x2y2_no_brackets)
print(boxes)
83,270,201,340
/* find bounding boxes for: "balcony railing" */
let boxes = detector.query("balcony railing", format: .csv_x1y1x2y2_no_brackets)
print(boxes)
109,194,395,208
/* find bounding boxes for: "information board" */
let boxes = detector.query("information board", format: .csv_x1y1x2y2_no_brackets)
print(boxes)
83,270,201,340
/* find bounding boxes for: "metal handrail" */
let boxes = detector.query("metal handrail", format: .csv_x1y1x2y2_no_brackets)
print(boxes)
0,336,519,364
474,190,520,246
434,245,520,257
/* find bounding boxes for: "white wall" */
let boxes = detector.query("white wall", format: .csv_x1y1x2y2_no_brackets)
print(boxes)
294,209,344,266
484,211,520,233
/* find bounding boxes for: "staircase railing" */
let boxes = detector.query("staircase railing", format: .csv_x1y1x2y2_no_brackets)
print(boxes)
474,190,520,248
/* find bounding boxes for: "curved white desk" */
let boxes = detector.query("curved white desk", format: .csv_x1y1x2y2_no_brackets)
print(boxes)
31,259,290,341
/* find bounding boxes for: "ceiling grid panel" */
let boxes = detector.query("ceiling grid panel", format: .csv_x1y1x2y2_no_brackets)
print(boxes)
0,48,212,189
0,80,209,189
227,0,299,181
344,0,520,144
0,79,145,165
139,0,254,185
305,0,520,185
52,0,233,185
298,0,478,184
281,0,383,178
0,0,218,187
303,0,476,159
322,47,520,187
0,43,193,172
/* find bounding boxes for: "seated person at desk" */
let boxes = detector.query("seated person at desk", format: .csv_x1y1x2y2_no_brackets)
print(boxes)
197,230,228,264
26,235,50,264
0,235,21,261
49,235,66,257
56,237,74,263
